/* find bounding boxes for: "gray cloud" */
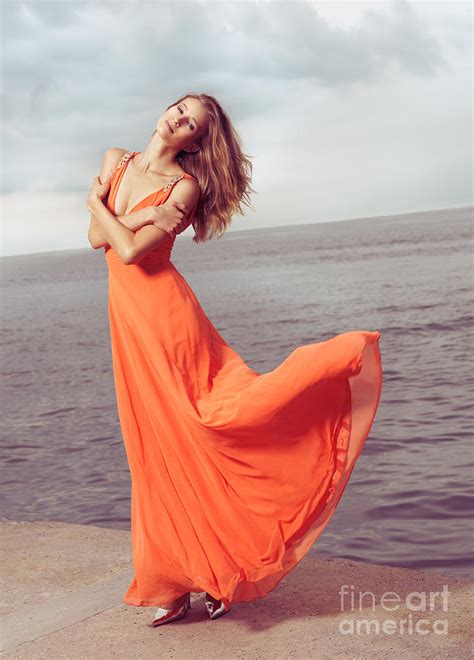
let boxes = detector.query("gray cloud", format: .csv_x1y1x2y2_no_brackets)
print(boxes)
1,0,461,191
0,1,471,256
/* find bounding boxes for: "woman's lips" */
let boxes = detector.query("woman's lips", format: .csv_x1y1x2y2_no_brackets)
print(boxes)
166,120,174,134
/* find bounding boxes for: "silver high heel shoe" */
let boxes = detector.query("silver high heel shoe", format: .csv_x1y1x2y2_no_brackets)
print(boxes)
205,592,231,620
149,592,191,627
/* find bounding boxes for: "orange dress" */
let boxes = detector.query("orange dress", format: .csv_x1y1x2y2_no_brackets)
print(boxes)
104,150,383,609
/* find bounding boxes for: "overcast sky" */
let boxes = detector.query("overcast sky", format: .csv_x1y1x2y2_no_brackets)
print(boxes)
1,0,472,256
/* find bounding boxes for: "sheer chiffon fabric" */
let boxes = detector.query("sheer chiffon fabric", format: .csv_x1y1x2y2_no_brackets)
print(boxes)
104,152,383,609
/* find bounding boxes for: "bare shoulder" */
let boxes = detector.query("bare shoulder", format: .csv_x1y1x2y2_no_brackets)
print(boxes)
104,147,129,169
99,147,129,182
167,176,200,206
166,177,200,234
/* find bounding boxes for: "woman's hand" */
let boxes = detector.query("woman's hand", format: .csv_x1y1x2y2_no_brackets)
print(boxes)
145,201,188,237
87,173,112,213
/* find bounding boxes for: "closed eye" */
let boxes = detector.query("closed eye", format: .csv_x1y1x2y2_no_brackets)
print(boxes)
178,105,195,131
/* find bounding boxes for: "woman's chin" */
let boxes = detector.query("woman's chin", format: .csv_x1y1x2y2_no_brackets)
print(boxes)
157,125,173,142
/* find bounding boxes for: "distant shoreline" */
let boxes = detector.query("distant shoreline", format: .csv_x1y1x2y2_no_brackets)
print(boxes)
1,203,471,259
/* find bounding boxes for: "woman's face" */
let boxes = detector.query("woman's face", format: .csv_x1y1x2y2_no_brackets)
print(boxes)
157,97,209,150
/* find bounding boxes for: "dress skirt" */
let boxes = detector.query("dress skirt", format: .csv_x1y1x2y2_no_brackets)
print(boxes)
104,236,383,610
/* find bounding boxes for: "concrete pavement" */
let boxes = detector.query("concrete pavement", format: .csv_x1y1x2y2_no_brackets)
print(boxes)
1,520,472,659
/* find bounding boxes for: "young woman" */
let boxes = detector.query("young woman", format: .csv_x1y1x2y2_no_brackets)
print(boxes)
87,92,383,628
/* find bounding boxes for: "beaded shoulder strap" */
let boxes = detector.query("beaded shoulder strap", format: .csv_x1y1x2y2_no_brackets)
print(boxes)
105,151,134,182
117,151,135,170
163,175,185,192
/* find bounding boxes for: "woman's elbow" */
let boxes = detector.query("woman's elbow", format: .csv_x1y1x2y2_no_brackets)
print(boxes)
109,244,135,264
122,249,137,265
123,239,144,264
88,233,109,250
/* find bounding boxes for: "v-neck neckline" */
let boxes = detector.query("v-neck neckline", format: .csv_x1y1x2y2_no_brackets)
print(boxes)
112,151,189,215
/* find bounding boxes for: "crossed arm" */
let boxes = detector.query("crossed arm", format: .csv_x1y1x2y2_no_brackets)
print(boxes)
87,148,147,252
87,147,199,265
88,208,145,250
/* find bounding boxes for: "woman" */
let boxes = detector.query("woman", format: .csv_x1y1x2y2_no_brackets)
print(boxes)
87,92,383,628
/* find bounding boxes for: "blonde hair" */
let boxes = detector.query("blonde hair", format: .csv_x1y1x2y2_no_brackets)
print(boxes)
164,93,256,243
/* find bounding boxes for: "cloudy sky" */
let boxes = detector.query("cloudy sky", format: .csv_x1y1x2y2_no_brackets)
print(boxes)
1,0,472,256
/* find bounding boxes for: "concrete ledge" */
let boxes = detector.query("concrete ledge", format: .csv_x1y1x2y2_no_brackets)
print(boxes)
1,520,472,659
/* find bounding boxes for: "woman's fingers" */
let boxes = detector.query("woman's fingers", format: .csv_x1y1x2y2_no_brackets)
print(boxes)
172,201,187,215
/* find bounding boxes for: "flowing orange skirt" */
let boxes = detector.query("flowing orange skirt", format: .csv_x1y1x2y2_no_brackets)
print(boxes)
104,174,383,609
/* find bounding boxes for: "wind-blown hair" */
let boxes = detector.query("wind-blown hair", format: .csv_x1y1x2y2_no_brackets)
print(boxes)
164,93,256,243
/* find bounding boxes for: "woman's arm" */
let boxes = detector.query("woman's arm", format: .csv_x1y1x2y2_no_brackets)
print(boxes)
88,178,198,265
124,178,200,265
88,196,138,261
88,147,150,249
88,208,148,249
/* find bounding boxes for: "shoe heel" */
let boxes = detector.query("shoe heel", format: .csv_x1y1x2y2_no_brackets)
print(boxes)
205,592,231,620
186,593,191,609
